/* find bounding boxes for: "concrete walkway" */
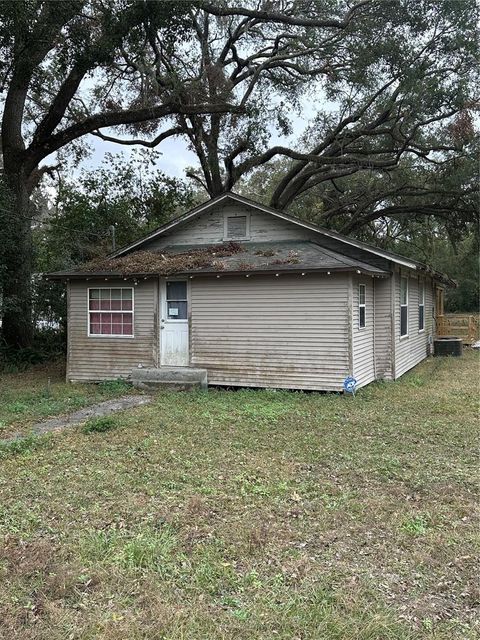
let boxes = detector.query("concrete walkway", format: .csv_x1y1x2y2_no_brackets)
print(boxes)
3,395,152,443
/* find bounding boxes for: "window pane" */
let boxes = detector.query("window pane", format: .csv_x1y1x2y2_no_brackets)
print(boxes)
90,322,101,334
122,299,132,310
167,300,187,319
90,289,100,300
111,289,122,299
359,285,366,305
100,289,111,300
419,306,424,330
90,299,100,310
400,277,408,305
101,322,112,334
167,281,187,300
359,306,366,328
122,322,133,335
400,306,408,336
122,289,132,300
419,283,425,304
100,299,111,310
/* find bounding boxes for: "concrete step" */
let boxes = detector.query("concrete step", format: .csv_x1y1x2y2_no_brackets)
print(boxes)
131,367,208,391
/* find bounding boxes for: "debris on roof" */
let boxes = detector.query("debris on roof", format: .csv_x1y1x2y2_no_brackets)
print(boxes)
45,240,392,280
81,242,244,276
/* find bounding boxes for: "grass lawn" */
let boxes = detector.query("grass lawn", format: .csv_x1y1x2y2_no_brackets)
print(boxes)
0,352,478,639
0,361,135,439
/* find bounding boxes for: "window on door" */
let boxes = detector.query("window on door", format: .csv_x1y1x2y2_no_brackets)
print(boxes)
166,281,187,319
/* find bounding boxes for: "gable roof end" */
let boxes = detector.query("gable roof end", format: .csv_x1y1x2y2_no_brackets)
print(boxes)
111,191,420,267
102,192,453,286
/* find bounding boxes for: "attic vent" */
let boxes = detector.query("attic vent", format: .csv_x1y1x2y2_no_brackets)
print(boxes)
225,215,249,239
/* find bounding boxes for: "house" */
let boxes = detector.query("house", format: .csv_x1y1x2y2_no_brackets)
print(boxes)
46,192,452,391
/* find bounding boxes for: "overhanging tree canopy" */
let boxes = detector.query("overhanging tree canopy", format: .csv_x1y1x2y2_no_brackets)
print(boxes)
0,0,478,350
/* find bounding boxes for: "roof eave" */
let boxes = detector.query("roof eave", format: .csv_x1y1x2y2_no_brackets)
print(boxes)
44,265,389,281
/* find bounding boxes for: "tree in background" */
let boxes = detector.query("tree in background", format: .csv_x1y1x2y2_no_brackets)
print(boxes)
33,151,194,331
0,0,237,349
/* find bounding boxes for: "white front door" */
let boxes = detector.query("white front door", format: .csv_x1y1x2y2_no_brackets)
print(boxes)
160,279,189,366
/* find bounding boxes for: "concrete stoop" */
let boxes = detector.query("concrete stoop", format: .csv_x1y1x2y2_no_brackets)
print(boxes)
131,367,208,391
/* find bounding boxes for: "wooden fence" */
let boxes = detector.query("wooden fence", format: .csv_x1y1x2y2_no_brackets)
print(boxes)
436,314,480,344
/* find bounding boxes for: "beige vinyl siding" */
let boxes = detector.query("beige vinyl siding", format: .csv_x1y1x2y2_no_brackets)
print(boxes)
373,276,393,379
393,270,434,379
351,276,375,388
190,273,350,391
144,202,313,249
67,279,157,381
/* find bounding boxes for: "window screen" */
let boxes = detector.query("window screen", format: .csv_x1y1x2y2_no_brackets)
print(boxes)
166,280,187,319
226,215,247,239
88,288,133,336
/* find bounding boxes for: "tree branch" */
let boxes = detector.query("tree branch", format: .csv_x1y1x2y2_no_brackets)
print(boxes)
91,126,184,148
202,1,372,29
25,101,241,172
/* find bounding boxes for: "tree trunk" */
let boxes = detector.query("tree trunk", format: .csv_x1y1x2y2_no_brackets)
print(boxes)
1,168,34,349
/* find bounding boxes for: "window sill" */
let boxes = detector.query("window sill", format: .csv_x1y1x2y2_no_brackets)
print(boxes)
418,329,425,334
399,334,409,340
88,334,135,339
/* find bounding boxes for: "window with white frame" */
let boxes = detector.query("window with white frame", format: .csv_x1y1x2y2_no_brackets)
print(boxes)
418,280,425,331
224,213,250,240
359,284,366,329
88,288,133,336
400,276,408,337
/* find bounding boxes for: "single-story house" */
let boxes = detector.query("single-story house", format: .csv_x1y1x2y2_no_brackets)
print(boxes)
46,192,453,391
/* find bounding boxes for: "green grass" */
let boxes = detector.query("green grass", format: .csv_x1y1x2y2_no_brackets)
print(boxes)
0,361,133,438
0,352,478,639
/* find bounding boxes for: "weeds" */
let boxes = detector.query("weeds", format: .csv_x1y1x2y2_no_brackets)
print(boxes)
401,515,430,536
0,433,51,458
82,416,117,433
